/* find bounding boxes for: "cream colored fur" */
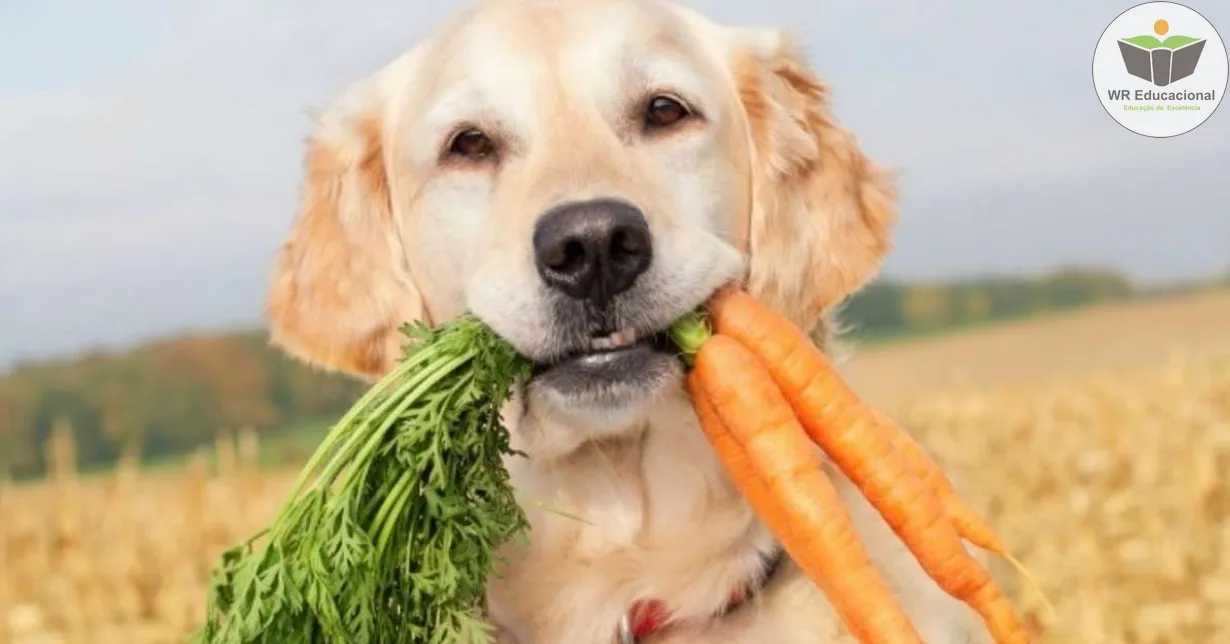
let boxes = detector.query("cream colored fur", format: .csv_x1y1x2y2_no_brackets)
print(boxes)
264,0,993,641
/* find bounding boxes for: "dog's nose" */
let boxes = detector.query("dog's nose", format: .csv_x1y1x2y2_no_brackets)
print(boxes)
533,199,653,305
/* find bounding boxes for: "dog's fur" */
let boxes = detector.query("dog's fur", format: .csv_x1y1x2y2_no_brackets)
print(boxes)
264,0,992,641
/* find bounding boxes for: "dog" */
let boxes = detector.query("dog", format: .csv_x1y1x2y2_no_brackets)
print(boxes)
264,0,994,641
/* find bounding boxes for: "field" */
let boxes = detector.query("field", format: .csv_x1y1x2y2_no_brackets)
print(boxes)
4,289,1230,643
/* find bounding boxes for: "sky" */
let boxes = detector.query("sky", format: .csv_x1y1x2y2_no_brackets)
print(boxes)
1,0,1228,367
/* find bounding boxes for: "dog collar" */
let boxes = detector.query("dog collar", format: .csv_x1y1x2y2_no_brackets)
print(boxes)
615,546,786,643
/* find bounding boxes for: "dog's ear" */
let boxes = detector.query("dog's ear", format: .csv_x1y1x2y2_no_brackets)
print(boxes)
731,28,897,337
265,82,426,381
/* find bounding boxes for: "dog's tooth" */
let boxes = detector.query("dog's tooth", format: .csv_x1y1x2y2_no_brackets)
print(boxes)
591,337,608,350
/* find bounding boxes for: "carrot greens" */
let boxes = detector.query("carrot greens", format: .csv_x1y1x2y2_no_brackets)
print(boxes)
196,315,531,644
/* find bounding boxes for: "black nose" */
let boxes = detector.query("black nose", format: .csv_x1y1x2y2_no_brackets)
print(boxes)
533,199,653,305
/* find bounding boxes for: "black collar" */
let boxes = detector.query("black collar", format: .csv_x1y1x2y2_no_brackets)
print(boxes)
717,543,788,617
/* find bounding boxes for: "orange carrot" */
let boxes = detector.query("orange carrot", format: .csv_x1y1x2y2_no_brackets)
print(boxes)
886,421,1051,617
693,287,1030,643
689,337,923,644
707,288,1020,555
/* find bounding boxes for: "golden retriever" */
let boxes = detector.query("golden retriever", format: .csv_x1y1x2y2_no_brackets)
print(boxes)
264,0,993,641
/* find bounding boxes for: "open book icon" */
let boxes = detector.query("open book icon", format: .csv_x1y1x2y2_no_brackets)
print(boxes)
1117,35,1207,86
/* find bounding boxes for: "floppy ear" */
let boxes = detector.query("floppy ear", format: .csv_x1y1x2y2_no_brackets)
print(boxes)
265,84,425,381
732,29,897,339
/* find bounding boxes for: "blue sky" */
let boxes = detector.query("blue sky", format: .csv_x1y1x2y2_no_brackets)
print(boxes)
1,0,1228,366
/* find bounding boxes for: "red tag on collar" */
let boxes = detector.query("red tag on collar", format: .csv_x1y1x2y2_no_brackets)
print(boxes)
626,586,749,638
628,599,669,637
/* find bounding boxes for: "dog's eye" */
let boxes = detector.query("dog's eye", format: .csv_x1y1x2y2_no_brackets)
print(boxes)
448,129,496,160
644,96,690,129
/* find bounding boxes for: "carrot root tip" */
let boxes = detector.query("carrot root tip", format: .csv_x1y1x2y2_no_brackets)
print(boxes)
999,550,1054,620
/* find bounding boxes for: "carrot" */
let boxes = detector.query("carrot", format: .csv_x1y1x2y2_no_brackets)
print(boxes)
885,425,1051,616
688,337,923,644
690,287,1031,643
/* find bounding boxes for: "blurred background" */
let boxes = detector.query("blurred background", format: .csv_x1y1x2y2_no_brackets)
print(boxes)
2,1,1228,643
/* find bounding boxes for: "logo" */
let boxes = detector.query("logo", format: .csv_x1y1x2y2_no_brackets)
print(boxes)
1093,2,1227,137
1117,19,1206,86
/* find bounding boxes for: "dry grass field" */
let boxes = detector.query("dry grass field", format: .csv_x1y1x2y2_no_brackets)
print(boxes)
3,289,1229,644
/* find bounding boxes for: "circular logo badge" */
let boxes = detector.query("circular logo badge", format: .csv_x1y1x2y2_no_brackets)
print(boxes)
1093,2,1227,138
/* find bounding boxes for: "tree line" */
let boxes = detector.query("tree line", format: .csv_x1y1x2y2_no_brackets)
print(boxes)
0,332,364,478
0,267,1198,477
839,268,1137,339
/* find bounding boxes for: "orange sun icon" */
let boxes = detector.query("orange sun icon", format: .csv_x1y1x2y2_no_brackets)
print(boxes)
1154,19,1169,36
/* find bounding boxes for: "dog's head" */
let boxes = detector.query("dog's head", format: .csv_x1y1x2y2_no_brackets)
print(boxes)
266,0,895,434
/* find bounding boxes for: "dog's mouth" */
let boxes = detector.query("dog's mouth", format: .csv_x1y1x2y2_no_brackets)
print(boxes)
523,298,713,405
530,326,675,379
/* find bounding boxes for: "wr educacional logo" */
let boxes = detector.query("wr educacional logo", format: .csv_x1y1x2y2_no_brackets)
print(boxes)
1115,18,1206,88
1092,2,1226,138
